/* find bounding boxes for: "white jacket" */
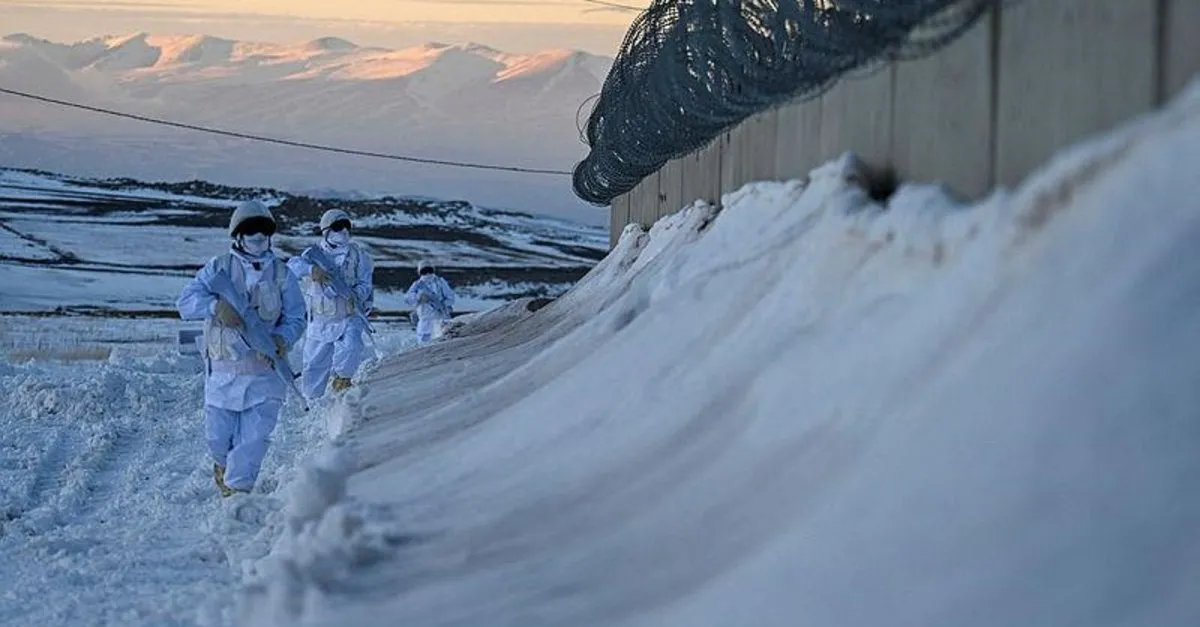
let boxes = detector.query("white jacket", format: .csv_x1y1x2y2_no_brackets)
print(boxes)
177,248,306,411
288,241,373,343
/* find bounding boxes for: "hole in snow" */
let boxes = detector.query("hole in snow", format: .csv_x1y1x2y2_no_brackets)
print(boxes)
865,165,899,204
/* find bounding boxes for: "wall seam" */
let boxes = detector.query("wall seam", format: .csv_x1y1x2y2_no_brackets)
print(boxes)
987,1,1002,191
887,62,898,178
1154,0,1169,105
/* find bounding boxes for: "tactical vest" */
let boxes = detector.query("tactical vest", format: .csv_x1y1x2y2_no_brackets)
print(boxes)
204,252,286,365
303,244,361,319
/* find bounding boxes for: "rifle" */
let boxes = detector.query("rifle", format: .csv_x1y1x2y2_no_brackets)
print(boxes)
202,270,309,412
300,246,375,335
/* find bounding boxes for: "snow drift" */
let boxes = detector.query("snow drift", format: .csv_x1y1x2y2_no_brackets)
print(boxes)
233,78,1200,625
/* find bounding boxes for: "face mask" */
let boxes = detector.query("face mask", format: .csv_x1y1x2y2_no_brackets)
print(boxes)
326,230,350,247
241,234,271,256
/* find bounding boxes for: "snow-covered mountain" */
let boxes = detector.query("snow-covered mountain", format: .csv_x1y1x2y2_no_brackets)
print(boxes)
0,33,613,224
0,168,607,315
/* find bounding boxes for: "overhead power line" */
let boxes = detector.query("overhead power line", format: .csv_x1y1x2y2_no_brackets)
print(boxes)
581,0,646,11
0,86,573,177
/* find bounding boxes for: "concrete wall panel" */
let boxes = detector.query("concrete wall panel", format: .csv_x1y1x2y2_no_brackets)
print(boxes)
680,147,704,208
626,177,647,229
627,177,643,229
995,0,1157,188
819,65,895,169
740,109,780,186
1163,0,1200,101
610,0,1190,249
682,138,722,208
721,113,779,197
637,171,661,228
657,157,685,219
774,98,823,182
609,193,631,247
893,9,995,198
718,127,741,200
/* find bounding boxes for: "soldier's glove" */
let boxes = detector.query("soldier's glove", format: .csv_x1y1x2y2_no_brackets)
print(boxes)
311,266,330,284
213,301,243,328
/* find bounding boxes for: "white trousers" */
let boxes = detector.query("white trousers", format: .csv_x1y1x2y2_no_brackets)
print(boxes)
416,317,446,344
301,326,365,399
205,400,281,491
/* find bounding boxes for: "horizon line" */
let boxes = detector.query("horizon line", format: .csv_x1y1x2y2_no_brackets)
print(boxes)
1,29,618,58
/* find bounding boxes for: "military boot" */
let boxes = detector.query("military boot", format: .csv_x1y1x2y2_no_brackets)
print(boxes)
213,464,235,498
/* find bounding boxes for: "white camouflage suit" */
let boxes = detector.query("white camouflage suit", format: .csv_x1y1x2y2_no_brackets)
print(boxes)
176,201,306,493
287,213,374,400
405,260,456,343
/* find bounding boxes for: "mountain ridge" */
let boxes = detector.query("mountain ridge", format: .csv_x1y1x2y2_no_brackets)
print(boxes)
0,32,613,224
0,32,612,82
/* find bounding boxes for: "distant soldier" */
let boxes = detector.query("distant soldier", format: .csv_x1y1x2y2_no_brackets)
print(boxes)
405,260,456,343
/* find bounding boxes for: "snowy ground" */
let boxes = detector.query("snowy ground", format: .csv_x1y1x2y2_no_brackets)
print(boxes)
0,317,418,626
4,84,1199,627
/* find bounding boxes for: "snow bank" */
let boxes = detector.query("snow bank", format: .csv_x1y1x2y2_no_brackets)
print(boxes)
439,296,555,339
240,82,1200,627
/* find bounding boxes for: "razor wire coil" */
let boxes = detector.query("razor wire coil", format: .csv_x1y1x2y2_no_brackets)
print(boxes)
572,0,1005,205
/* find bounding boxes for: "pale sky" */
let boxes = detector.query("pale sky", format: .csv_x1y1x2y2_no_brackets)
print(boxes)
0,0,647,54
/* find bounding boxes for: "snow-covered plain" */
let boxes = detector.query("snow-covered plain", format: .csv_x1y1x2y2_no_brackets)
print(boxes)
0,168,607,314
4,83,1199,627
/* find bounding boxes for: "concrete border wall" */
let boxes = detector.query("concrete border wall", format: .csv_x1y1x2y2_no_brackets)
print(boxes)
609,0,1200,246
